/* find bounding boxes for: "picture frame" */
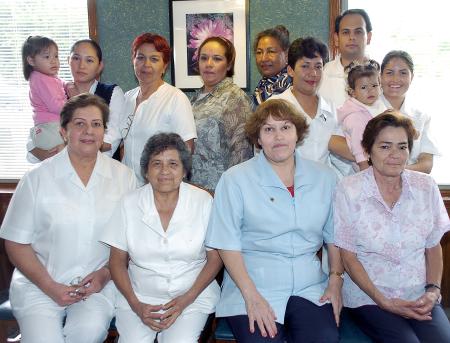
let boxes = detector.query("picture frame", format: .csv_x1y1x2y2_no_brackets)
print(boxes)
169,0,249,91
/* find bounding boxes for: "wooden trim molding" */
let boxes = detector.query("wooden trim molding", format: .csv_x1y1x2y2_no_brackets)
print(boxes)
328,0,341,60
87,0,98,42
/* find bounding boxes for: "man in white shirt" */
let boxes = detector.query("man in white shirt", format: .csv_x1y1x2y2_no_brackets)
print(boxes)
319,9,373,108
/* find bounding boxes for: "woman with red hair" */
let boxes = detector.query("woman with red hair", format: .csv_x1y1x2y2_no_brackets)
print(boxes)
110,33,197,184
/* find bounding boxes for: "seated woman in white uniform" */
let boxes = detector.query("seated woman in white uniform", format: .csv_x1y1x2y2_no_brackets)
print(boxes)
0,94,137,343
102,133,221,343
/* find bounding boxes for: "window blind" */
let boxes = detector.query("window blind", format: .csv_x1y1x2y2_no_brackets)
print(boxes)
0,0,89,181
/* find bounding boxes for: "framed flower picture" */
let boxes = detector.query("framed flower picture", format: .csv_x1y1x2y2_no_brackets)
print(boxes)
169,0,249,90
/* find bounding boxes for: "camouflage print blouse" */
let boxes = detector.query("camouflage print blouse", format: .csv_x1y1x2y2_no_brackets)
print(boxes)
191,77,253,190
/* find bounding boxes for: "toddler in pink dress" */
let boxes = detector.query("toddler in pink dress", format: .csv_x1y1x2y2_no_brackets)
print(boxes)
22,36,67,150
337,60,386,171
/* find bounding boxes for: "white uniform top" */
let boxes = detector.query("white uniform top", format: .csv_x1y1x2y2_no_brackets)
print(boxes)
318,56,348,109
117,83,197,184
101,182,220,314
0,148,137,287
270,88,342,166
26,80,126,162
380,94,439,163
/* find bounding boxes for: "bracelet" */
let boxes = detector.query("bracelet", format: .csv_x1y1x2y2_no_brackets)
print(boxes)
424,283,441,291
329,271,344,280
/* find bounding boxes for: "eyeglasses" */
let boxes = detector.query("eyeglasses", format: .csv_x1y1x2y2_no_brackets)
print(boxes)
120,111,136,140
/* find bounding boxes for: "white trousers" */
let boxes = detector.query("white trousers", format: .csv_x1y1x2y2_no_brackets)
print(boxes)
11,282,115,343
116,306,209,343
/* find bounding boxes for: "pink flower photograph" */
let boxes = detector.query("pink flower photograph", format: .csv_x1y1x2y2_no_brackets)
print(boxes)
186,13,234,75
170,0,247,89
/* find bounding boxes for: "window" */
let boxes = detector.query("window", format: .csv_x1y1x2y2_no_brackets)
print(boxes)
347,0,450,185
0,0,89,181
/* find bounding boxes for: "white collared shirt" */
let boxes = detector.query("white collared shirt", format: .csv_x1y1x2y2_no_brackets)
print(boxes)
119,83,197,184
381,94,439,163
101,182,219,313
270,87,341,165
0,148,137,285
319,56,348,108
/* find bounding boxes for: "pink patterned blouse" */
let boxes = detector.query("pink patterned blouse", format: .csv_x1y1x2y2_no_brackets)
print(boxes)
334,167,449,308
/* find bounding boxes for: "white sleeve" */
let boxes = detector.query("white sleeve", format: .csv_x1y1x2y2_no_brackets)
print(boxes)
103,86,126,156
100,196,129,252
169,91,197,141
332,117,344,136
0,172,36,243
418,113,439,156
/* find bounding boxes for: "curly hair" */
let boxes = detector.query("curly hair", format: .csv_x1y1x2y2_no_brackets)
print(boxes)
246,99,309,149
140,133,192,182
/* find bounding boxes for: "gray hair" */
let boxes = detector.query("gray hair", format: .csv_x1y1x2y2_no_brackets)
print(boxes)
140,133,192,182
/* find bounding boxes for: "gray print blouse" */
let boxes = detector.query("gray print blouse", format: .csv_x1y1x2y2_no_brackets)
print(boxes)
191,77,253,190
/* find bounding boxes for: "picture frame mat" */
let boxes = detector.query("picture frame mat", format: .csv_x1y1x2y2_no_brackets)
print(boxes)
171,0,247,89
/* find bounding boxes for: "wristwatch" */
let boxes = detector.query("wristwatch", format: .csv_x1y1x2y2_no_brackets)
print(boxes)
425,283,442,304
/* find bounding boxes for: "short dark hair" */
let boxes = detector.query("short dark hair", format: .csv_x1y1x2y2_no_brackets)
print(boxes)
131,33,171,64
288,37,329,69
246,99,309,149
22,35,57,80
140,133,192,182
253,25,290,52
70,39,103,62
381,50,414,74
60,93,109,130
197,36,236,77
335,9,372,33
361,110,417,165
345,59,380,95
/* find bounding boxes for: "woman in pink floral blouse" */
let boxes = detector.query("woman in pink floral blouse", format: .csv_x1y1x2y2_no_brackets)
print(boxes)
334,110,450,342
